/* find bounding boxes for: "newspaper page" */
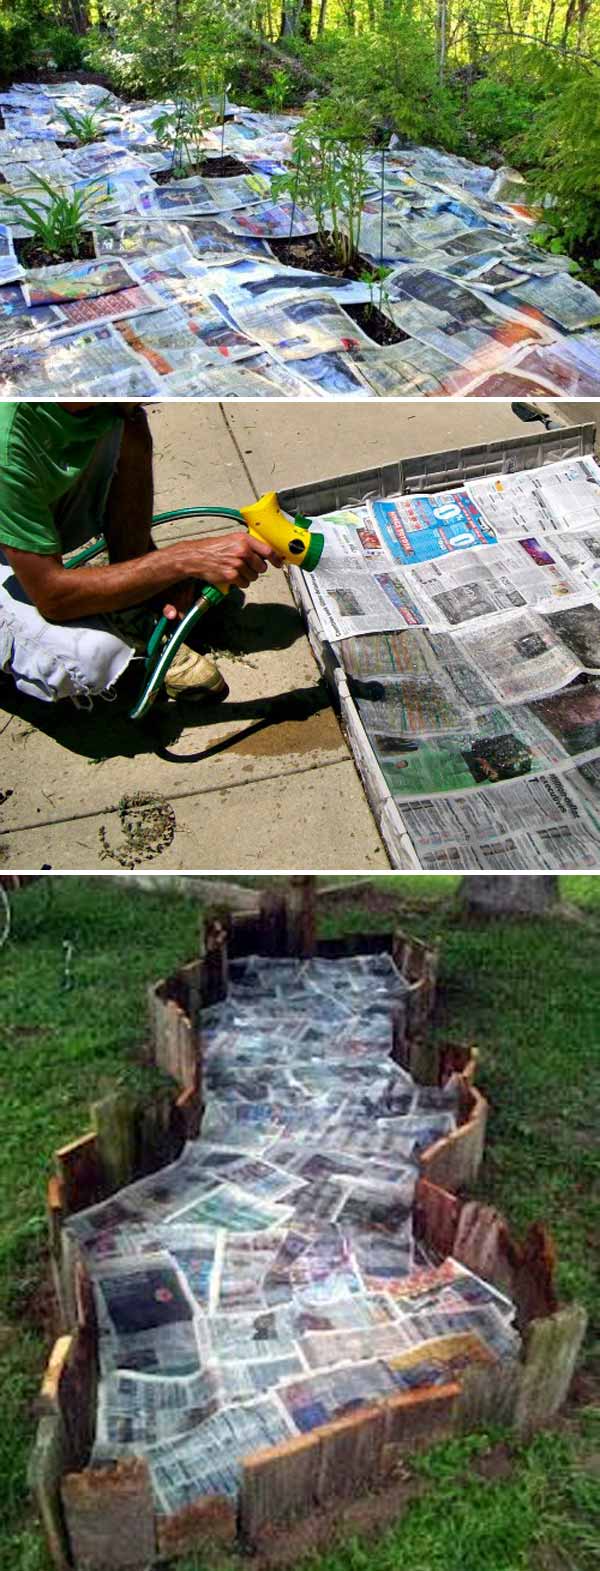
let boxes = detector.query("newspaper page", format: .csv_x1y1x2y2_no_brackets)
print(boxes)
395,767,600,869
384,266,549,370
214,291,372,360
498,271,600,332
0,221,24,283
455,600,600,702
22,257,140,306
348,340,472,397
396,537,583,630
305,521,431,641
284,350,374,399
0,322,162,396
357,697,571,799
149,1396,295,1514
544,528,600,594
465,456,600,538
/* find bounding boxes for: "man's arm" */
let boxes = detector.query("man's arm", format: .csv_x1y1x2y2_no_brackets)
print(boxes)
2,533,278,623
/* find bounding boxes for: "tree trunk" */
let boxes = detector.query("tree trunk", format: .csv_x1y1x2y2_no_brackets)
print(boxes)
460,876,559,915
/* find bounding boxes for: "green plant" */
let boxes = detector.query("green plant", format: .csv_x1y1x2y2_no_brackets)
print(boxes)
153,92,217,177
512,65,600,268
360,264,392,318
39,23,85,70
273,109,371,269
264,67,294,112
59,107,104,146
4,175,106,258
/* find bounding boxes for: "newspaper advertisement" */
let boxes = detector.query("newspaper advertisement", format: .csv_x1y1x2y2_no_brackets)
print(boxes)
369,488,497,564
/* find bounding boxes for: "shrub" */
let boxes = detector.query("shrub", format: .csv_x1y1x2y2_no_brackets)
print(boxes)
464,76,543,161
513,65,600,265
273,104,371,267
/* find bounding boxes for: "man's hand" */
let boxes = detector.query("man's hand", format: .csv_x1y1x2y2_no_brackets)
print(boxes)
174,532,283,591
162,580,196,623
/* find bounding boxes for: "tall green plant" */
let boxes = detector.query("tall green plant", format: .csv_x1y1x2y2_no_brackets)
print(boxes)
4,175,107,256
273,107,371,266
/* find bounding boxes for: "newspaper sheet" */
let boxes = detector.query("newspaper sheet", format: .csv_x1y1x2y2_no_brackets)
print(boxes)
396,767,600,870
465,456,600,538
149,1396,295,1513
215,291,372,360
397,538,583,630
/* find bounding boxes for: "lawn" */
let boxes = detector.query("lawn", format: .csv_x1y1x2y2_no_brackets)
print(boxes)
0,874,598,1571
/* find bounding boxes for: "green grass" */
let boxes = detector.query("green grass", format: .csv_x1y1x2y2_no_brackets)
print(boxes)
0,875,599,1571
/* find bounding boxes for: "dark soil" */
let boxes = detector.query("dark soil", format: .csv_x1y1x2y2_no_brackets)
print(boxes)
270,231,407,346
14,230,96,268
154,155,251,184
55,135,107,150
344,300,408,346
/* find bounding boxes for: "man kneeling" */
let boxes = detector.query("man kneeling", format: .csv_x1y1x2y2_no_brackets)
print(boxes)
0,403,279,708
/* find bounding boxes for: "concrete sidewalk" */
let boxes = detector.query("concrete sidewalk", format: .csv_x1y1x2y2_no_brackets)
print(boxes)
0,399,596,872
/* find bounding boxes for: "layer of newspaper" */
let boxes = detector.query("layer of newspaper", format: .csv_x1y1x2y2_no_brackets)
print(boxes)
2,79,600,395
63,951,520,1518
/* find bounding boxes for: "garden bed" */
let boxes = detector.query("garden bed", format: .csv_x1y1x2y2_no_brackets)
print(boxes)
14,232,96,267
28,889,587,1570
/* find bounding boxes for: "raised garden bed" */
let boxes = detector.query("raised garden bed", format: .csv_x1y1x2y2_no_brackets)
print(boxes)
29,888,587,1571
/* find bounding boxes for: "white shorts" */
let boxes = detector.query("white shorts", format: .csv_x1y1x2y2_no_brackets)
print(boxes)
0,422,136,706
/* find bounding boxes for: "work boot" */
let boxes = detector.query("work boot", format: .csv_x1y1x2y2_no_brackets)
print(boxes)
164,644,228,702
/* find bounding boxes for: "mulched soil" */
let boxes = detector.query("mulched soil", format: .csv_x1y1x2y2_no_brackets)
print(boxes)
270,231,407,347
14,230,96,267
154,154,251,184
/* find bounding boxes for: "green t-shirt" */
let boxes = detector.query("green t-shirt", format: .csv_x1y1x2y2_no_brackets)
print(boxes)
0,403,121,556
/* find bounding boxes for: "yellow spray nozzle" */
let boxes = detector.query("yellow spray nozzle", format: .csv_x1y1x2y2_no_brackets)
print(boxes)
240,491,324,572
